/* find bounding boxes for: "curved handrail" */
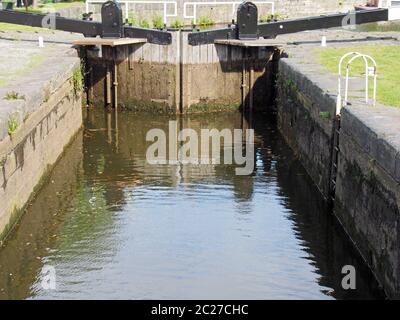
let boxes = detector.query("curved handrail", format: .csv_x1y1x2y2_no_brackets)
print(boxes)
336,52,378,115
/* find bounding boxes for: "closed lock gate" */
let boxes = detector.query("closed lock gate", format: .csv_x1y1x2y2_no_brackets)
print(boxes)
1,1,399,44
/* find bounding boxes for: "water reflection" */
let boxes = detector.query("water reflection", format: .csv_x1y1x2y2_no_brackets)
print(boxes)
0,109,384,299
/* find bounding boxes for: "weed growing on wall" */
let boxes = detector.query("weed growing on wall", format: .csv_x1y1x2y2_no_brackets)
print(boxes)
259,13,287,22
127,13,139,26
140,19,150,28
197,16,215,29
152,15,164,29
7,114,18,136
170,19,184,29
72,66,83,96
3,91,25,101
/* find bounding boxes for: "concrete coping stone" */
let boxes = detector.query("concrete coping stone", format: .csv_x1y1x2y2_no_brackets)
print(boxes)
341,103,400,184
0,43,80,142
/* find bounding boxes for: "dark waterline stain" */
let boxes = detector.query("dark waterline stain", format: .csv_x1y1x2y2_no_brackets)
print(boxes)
0,109,385,300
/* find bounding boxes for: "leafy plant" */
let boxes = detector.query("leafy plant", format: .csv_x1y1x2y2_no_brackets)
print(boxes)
316,45,400,107
170,19,184,29
4,91,25,100
0,156,6,168
152,15,164,29
319,111,331,119
72,66,83,95
127,13,139,26
7,114,18,136
259,13,286,23
139,19,150,28
197,15,215,28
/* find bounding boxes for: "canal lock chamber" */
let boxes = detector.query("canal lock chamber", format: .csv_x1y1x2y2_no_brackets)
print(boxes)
73,31,397,299
0,29,394,300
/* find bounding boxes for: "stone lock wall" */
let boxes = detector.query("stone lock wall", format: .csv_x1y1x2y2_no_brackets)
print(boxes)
335,106,400,298
276,59,336,197
0,56,82,242
276,57,400,299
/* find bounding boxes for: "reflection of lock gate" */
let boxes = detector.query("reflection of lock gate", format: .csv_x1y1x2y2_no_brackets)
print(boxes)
0,1,400,45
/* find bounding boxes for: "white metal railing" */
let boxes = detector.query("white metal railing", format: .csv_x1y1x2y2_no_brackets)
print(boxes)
183,1,275,24
85,0,177,24
336,52,378,115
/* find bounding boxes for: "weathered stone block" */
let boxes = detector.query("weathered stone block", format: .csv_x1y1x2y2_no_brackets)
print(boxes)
277,55,400,298
277,58,336,198
0,53,83,242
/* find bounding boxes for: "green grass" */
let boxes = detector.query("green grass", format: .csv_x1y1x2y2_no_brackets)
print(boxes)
72,66,83,95
15,1,84,12
315,45,400,107
14,8,43,14
0,22,55,32
39,1,84,10
0,2,84,32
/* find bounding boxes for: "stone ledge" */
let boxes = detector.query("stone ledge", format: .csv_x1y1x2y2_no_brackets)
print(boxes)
0,45,80,142
341,104,400,184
